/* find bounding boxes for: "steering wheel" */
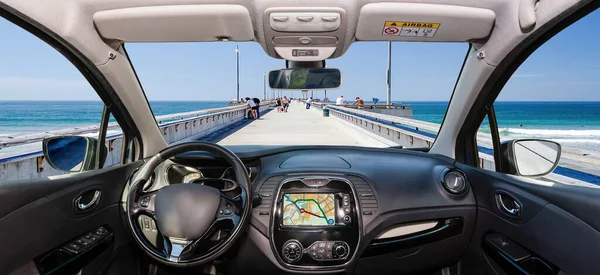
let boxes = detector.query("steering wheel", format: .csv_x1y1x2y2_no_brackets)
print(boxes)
125,142,251,267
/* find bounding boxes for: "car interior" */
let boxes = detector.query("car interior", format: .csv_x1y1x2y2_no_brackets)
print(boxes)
1,0,600,274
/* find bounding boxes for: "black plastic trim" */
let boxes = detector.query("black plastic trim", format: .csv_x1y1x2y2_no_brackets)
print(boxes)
486,105,502,171
35,227,114,275
174,145,456,164
482,232,558,275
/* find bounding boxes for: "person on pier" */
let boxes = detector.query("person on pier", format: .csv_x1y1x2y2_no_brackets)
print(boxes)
282,96,290,112
353,97,365,109
245,97,258,119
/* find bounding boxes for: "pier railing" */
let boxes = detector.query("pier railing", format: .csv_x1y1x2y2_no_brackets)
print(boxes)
314,103,600,187
0,102,273,182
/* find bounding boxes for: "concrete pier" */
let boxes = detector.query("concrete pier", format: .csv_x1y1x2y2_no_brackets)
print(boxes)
219,101,389,147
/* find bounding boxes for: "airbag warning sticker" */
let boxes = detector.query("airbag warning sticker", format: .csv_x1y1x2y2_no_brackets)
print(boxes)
382,21,440,37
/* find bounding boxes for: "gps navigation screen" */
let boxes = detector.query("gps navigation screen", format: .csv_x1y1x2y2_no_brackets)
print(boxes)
282,193,336,226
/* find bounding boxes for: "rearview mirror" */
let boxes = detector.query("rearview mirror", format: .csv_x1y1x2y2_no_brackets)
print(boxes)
268,68,341,90
43,136,107,172
500,139,561,177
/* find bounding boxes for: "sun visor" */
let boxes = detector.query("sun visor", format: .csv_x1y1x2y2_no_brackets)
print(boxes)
93,5,254,42
356,3,495,42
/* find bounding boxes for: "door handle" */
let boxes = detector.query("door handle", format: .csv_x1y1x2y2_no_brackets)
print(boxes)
496,193,521,216
75,190,101,211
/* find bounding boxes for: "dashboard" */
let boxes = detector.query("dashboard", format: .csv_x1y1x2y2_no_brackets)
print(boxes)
126,145,476,274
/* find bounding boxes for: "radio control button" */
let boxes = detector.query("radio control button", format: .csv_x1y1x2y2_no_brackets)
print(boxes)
343,215,352,224
343,195,350,206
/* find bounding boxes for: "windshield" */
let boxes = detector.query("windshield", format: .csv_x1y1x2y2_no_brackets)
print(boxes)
126,42,467,147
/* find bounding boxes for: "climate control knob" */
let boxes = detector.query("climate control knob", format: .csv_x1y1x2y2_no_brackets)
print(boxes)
282,240,303,263
332,242,349,259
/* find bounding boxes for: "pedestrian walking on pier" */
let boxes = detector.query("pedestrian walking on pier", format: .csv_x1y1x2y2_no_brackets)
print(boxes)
276,98,282,113
282,96,290,112
252,97,261,119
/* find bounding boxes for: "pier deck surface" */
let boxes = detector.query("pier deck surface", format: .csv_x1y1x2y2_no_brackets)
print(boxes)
218,102,388,147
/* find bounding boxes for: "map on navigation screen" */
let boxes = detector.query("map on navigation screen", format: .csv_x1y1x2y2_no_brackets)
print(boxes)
282,193,335,226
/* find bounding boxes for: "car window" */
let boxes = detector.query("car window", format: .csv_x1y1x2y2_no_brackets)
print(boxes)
476,9,600,187
0,17,125,182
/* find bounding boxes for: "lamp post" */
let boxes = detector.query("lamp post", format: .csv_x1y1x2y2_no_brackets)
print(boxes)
235,45,240,102
386,41,392,106
263,72,267,100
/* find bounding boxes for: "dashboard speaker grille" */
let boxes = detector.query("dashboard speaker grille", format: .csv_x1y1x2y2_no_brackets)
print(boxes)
347,176,378,215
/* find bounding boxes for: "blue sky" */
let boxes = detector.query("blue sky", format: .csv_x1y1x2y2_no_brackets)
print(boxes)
0,9,598,102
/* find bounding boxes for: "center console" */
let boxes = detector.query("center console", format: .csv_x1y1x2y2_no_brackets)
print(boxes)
270,176,362,271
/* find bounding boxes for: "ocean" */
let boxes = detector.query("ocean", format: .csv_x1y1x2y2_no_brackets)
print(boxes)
1,101,600,152
0,101,230,137
405,101,600,152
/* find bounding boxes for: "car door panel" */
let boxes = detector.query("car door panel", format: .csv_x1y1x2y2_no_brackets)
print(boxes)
458,164,600,275
0,161,142,275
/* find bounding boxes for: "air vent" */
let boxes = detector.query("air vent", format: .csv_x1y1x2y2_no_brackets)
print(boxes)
441,169,468,195
347,176,378,215
253,175,285,215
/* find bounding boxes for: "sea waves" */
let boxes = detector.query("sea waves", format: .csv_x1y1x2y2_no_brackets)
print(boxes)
501,128,600,137
500,128,600,151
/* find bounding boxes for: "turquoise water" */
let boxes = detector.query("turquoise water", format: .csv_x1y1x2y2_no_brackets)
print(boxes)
402,101,600,151
2,101,600,151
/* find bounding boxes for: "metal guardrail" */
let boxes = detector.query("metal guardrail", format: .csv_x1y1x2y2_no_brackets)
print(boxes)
0,105,249,150
318,104,435,148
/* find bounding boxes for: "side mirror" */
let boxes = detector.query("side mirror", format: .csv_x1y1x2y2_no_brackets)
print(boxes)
43,136,107,172
500,139,561,177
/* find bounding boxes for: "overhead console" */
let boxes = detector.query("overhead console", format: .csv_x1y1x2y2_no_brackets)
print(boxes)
270,176,362,272
263,7,348,61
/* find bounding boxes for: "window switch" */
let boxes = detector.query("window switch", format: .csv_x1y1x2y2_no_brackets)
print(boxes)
95,227,108,236
484,233,531,262
75,238,90,247
82,233,100,243
64,242,84,254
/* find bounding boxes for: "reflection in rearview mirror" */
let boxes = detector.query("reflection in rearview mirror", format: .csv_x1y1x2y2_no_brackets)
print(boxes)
512,139,561,177
268,68,341,90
